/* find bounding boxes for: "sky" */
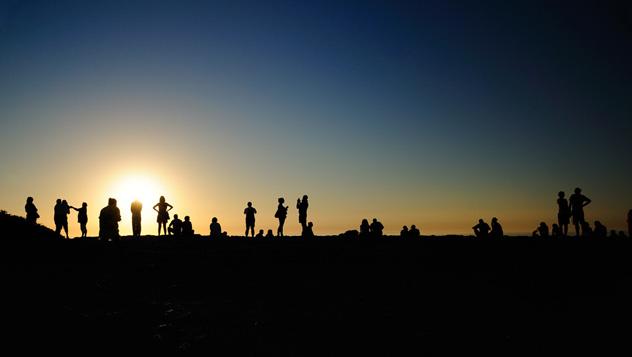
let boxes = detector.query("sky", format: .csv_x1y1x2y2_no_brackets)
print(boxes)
0,0,631,236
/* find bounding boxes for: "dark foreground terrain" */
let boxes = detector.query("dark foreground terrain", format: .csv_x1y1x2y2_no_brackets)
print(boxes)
1,229,632,354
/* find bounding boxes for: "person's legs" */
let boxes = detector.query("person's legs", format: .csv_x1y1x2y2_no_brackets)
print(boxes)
63,222,69,238
81,223,87,237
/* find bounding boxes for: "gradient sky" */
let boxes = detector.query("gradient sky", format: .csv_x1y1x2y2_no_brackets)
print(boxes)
1,0,631,236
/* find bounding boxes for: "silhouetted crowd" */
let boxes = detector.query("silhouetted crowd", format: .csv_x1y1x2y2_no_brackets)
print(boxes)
21,186,632,240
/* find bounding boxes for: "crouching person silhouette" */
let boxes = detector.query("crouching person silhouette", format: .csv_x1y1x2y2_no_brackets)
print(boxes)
99,198,121,242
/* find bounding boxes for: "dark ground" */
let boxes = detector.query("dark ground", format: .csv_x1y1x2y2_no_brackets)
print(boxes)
2,235,632,355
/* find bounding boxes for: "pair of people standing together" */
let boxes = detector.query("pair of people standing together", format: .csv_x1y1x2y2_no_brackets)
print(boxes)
244,195,309,237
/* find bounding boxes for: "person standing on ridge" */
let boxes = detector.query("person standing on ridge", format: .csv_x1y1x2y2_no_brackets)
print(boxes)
627,209,632,238
70,202,88,238
153,196,173,236
131,199,142,237
556,191,570,236
297,195,309,232
569,187,591,237
244,202,257,237
25,197,39,224
490,217,503,239
370,218,384,238
275,197,289,237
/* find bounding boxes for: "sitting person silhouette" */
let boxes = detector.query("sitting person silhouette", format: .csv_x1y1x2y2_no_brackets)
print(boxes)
531,222,550,238
569,187,591,237
25,197,39,224
628,209,632,238
265,229,275,239
168,214,183,237
182,216,194,238
244,202,257,237
472,219,490,239
302,222,314,238
99,198,121,242
153,196,173,236
359,219,371,238
400,226,409,237
255,229,264,238
551,224,562,238
70,202,88,238
593,221,607,239
490,217,503,239
275,197,289,237
409,225,421,237
209,217,222,239
131,199,142,237
580,221,593,238
370,218,384,238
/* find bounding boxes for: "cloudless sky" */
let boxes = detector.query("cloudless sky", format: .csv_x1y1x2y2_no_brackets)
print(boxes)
1,0,631,236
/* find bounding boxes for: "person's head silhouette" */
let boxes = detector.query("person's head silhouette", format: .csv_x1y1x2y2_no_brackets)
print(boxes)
160,196,165,203
492,217,498,224
56,199,62,205
82,202,87,208
373,218,377,223
111,198,117,207
27,197,33,203
479,219,484,224
574,187,581,194
402,225,408,230
247,202,252,207
303,195,308,201
278,197,284,204
558,191,565,198
173,214,179,220
411,224,417,230
212,217,218,223
308,222,313,228
184,216,190,222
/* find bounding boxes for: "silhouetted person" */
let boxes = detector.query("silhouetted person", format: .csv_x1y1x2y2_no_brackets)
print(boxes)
490,217,503,239
182,216,194,238
400,226,409,237
153,196,173,236
359,219,370,238
25,197,39,224
628,209,632,238
551,224,562,238
537,222,549,238
244,202,257,237
70,202,88,238
54,199,71,238
297,195,309,231
410,225,421,237
255,229,264,238
131,199,142,237
209,217,222,239
594,221,607,239
99,198,121,241
275,197,289,237
303,222,314,238
556,191,570,236
569,187,591,237
581,221,593,238
265,229,275,239
472,219,490,239
168,214,182,237
370,218,384,238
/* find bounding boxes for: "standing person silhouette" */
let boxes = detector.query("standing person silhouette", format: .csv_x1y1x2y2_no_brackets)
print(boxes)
556,191,570,236
99,198,121,241
400,226,409,237
297,195,309,232
70,202,88,238
628,209,632,238
370,218,384,237
359,219,370,238
569,187,591,237
131,199,142,237
244,202,257,237
153,196,173,236
54,200,71,239
472,219,490,239
25,197,39,224
275,197,289,237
